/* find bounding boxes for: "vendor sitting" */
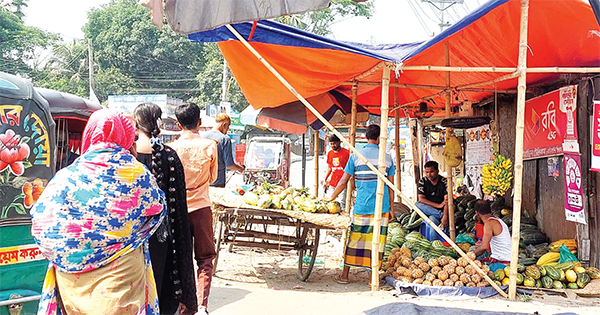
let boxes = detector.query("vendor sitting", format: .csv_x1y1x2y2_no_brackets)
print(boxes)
473,200,511,264
415,161,448,240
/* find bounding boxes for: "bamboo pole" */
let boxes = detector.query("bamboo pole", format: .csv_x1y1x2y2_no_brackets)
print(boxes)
341,82,358,260
340,81,516,94
225,24,507,298
314,130,319,197
397,65,600,73
353,62,386,80
445,41,456,241
394,88,401,202
509,0,530,301
390,90,447,112
371,65,391,292
346,82,358,214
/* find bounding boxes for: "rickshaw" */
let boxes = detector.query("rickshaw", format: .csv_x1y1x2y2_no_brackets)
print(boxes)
0,72,100,315
243,136,291,188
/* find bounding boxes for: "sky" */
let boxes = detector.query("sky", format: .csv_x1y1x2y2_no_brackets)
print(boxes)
23,0,488,45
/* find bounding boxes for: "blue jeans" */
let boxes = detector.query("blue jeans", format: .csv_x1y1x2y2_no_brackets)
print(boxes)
415,202,443,241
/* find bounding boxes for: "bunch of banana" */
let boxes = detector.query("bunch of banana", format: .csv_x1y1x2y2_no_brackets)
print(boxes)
481,154,513,197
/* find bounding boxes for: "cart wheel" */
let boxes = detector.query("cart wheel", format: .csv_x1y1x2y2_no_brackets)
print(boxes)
297,225,320,281
213,218,224,272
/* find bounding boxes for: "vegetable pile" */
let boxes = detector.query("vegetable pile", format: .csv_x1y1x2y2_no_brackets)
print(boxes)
241,182,341,214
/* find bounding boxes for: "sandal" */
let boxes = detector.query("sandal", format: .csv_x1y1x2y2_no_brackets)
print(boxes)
334,276,349,284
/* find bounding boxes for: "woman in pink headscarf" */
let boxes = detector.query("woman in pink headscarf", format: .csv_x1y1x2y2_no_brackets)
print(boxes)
31,109,166,315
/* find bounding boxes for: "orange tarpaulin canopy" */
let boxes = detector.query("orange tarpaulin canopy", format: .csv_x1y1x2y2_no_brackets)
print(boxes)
189,0,600,117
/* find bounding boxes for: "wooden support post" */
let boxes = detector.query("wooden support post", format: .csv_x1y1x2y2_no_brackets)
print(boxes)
445,41,456,241
371,65,391,292
509,0,530,301
346,82,358,213
314,130,319,197
225,26,507,297
394,108,401,202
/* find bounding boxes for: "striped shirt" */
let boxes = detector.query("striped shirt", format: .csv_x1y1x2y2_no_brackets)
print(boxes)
344,143,396,215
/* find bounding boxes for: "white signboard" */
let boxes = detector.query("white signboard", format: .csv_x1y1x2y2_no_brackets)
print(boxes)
464,125,494,199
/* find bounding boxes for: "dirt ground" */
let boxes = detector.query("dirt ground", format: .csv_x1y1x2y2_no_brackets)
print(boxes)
207,233,600,315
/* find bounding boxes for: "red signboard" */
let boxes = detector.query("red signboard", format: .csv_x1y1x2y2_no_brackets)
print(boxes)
523,86,578,159
592,101,600,172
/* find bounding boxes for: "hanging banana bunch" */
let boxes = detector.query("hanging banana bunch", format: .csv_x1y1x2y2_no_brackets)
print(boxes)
481,154,513,197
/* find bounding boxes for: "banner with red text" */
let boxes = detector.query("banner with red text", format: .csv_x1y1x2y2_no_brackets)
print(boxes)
564,154,586,224
592,101,600,172
524,86,579,159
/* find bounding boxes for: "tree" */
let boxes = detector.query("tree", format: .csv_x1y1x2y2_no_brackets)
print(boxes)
0,6,58,77
277,0,374,35
83,0,206,101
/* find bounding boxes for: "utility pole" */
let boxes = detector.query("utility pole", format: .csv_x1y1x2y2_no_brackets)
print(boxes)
221,60,229,102
421,0,463,32
88,39,94,99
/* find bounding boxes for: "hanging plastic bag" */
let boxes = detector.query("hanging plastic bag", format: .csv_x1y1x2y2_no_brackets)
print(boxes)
558,244,578,263
456,233,476,245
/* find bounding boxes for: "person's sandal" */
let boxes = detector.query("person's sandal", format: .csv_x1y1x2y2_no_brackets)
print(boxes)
334,276,349,284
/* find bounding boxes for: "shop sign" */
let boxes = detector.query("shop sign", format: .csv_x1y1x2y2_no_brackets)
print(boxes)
464,124,494,199
564,153,586,224
0,244,45,266
523,86,579,159
591,101,600,172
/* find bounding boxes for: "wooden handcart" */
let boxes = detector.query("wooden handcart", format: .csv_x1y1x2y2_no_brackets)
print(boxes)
210,189,350,281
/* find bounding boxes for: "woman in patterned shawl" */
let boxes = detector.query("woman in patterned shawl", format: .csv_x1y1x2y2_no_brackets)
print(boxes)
31,109,166,315
134,103,197,315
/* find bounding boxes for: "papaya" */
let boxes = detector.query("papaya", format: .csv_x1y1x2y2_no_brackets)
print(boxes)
544,265,561,281
559,269,566,282
552,280,565,289
525,265,541,280
577,272,591,288
565,270,578,283
523,276,535,287
566,282,579,289
516,273,524,285
585,267,600,279
541,276,553,289
555,261,578,271
494,269,505,281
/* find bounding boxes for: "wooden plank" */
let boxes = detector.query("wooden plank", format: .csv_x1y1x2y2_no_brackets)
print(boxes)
231,240,296,251
536,157,577,240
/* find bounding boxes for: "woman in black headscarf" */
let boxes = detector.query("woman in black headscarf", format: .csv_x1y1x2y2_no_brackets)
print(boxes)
134,103,197,315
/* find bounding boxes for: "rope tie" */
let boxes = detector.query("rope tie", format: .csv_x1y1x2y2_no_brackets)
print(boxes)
519,42,534,56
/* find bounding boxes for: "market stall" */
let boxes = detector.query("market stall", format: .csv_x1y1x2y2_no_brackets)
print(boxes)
182,0,600,299
209,186,348,281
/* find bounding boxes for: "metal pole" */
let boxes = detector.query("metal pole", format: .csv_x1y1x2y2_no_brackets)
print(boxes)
509,0,530,301
88,39,94,98
371,65,391,291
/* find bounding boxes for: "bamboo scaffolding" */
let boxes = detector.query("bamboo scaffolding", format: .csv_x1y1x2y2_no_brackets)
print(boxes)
508,0,530,301
353,62,386,80
341,82,358,260
445,41,456,241
225,24,508,298
398,65,600,73
340,81,516,94
455,71,520,91
371,67,391,291
346,82,358,214
314,130,319,198
394,87,401,202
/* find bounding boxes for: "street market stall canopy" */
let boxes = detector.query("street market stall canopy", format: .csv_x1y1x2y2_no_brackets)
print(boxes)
35,88,102,121
239,91,367,134
188,0,600,117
